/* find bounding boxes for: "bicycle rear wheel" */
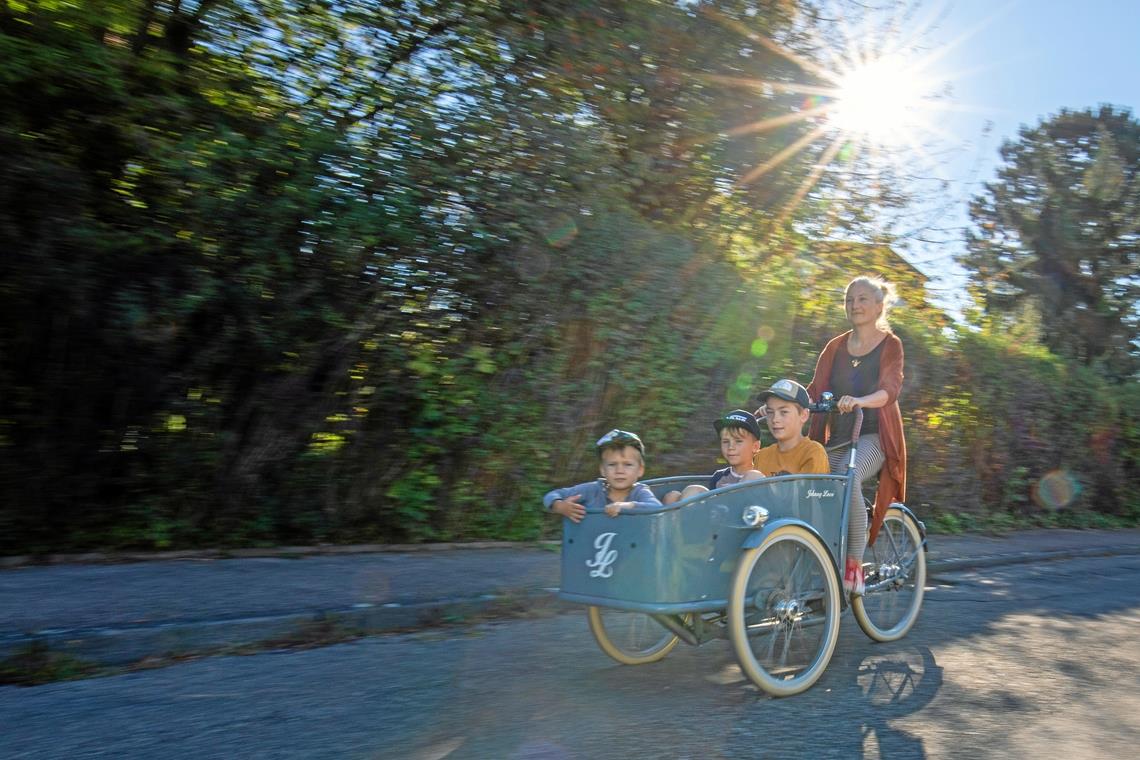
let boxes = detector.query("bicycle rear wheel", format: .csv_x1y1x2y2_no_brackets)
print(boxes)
852,506,926,642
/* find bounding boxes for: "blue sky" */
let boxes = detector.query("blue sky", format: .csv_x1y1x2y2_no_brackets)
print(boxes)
883,0,1140,303
939,0,1138,136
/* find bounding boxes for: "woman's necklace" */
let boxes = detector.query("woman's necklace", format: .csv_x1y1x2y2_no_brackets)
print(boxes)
849,330,881,368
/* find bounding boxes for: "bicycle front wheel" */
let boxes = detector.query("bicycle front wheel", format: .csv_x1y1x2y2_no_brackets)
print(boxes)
728,525,841,697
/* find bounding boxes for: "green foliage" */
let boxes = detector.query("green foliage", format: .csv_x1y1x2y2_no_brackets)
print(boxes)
928,512,964,535
962,105,1140,380
0,2,1136,553
927,507,1138,536
0,643,99,687
908,325,1137,522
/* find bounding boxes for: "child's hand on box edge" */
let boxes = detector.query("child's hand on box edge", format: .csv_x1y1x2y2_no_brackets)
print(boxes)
555,494,586,523
605,501,634,517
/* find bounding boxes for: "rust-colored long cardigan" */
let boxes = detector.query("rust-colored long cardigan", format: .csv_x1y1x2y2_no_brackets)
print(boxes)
806,331,906,545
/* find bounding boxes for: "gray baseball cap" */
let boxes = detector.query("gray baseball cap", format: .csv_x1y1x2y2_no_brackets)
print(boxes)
757,378,812,408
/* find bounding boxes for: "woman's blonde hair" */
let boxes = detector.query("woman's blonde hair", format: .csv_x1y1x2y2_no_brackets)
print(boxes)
845,276,898,331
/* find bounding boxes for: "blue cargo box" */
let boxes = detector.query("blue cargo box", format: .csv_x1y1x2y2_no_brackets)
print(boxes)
558,473,848,614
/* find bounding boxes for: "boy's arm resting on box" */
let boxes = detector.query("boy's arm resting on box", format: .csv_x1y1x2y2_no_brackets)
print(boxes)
543,484,590,523
604,483,663,517
631,483,663,508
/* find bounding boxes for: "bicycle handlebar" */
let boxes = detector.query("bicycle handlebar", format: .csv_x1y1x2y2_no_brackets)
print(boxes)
807,391,836,414
807,392,863,445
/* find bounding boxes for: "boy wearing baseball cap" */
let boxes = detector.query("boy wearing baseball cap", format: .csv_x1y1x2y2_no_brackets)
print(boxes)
544,429,662,522
662,409,765,504
754,379,829,476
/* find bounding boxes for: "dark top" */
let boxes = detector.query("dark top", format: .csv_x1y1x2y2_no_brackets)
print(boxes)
707,467,749,490
828,338,884,442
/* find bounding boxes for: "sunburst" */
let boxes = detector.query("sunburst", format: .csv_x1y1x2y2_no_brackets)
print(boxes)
700,3,972,226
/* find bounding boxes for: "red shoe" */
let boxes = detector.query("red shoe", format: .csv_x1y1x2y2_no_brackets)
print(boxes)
844,557,865,596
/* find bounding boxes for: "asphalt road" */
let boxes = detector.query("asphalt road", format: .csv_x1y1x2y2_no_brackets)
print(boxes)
4,554,1140,759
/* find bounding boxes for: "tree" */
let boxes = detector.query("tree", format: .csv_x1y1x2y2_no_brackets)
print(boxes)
961,106,1140,380
0,0,853,550
7,1,1022,551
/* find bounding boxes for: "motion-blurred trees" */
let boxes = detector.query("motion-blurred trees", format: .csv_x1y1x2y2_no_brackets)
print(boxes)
1,2,1136,553
0,0,855,550
962,106,1140,381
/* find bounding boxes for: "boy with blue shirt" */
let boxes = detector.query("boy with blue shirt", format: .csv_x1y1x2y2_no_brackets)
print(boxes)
544,429,662,521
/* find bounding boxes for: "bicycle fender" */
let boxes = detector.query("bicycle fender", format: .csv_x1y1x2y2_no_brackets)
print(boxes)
890,502,927,541
740,518,830,551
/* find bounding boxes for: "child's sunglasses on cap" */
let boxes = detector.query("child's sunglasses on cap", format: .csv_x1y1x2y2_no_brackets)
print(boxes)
596,429,645,454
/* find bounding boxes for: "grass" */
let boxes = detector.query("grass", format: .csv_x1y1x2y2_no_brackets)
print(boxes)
0,643,102,686
253,615,364,651
927,508,1140,536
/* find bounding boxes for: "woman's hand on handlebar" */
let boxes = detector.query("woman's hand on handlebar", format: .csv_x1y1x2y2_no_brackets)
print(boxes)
836,395,862,414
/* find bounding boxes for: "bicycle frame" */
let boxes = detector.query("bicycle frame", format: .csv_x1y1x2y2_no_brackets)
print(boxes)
565,398,927,696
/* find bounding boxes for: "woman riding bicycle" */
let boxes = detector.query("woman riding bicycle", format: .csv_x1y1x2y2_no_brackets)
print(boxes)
806,276,907,595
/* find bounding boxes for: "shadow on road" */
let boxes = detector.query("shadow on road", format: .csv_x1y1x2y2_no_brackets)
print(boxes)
854,646,943,758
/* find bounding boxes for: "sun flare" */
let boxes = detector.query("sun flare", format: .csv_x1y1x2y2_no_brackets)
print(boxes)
829,55,934,144
697,2,972,227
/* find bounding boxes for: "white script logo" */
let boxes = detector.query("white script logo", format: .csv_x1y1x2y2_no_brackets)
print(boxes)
586,532,618,578
807,489,835,499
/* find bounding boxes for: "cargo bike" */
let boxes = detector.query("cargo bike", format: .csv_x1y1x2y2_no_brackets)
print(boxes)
558,397,927,697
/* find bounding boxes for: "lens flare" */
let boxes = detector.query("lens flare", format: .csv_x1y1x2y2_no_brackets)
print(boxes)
512,244,551,281
1033,469,1080,511
726,369,755,407
543,214,578,248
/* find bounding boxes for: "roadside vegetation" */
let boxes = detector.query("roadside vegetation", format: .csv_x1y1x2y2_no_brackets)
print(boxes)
1,2,1136,555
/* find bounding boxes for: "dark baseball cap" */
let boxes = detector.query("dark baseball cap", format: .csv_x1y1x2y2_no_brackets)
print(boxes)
757,378,812,408
714,409,763,439
596,429,645,456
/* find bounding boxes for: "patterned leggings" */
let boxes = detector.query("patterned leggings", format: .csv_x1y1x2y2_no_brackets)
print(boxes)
828,433,885,562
